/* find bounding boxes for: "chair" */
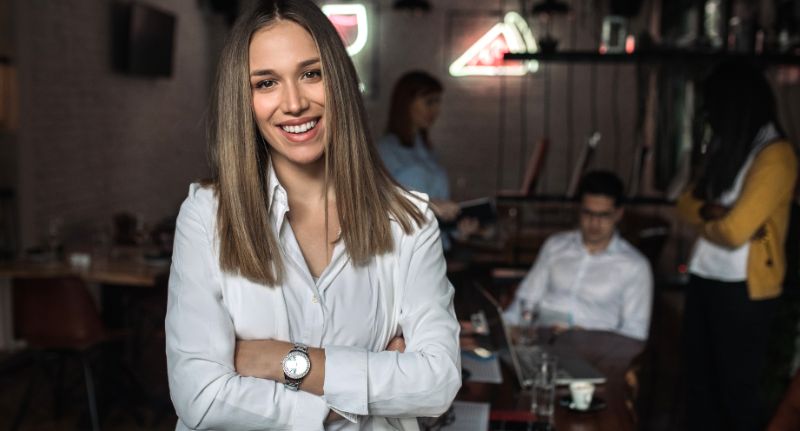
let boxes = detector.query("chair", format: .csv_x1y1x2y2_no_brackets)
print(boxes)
619,210,670,269
10,276,129,431
127,273,174,426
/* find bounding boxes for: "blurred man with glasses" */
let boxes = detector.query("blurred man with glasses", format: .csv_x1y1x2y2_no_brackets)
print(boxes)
504,171,653,341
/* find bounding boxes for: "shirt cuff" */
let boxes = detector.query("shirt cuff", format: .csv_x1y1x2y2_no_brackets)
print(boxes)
323,345,368,416
331,407,360,424
292,389,329,430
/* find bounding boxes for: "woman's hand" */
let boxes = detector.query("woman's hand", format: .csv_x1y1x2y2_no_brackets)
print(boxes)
385,336,406,352
455,217,480,240
235,339,327,396
430,199,461,222
459,320,476,335
699,203,729,221
325,410,345,424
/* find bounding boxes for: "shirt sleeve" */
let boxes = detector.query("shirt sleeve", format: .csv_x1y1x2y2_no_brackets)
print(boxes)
377,135,403,175
378,135,435,197
322,205,462,418
165,191,329,430
700,143,798,248
504,237,554,323
617,259,654,341
393,165,434,198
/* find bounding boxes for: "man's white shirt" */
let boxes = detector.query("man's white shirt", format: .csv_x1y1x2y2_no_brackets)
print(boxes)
504,230,653,341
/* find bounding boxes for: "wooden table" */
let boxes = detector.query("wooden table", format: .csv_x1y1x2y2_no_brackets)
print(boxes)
0,255,170,350
0,256,168,288
459,330,643,431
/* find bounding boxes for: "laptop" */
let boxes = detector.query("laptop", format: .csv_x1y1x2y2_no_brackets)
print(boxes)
474,284,606,388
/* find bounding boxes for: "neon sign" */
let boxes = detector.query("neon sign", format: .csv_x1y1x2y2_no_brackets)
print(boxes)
449,12,538,77
322,4,368,56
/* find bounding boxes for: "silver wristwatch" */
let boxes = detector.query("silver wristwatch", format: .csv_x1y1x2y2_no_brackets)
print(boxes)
281,343,310,391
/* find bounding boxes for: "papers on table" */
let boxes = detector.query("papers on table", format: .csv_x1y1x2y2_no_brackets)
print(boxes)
461,350,503,384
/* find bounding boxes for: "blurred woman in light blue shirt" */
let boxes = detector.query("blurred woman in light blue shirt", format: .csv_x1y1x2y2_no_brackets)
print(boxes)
378,71,458,221
378,71,470,250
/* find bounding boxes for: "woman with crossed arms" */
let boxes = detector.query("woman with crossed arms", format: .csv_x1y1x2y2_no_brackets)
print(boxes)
677,60,798,431
165,1,461,429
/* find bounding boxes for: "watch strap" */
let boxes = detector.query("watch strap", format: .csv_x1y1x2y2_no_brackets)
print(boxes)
283,343,309,391
284,378,302,391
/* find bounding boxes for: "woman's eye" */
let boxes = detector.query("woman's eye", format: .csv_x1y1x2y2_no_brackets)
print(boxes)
254,79,276,89
303,70,322,80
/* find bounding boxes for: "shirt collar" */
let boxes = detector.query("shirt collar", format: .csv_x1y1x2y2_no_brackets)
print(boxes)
575,229,622,255
749,122,780,156
606,232,623,253
266,161,289,232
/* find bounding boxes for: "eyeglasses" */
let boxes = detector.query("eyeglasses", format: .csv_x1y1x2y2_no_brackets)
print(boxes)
580,208,616,220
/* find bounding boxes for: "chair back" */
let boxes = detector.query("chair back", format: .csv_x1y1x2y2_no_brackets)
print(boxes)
13,276,107,349
620,211,670,269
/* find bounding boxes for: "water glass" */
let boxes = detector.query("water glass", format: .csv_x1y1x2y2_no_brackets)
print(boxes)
518,300,539,346
531,353,558,426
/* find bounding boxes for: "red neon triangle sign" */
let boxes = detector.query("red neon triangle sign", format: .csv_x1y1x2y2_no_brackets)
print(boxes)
466,33,511,67
449,12,538,77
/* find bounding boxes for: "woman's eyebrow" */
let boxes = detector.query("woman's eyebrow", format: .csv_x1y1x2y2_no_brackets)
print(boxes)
298,57,320,68
250,58,320,77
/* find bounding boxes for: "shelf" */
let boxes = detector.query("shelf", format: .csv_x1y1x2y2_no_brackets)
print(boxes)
495,193,673,206
504,49,800,65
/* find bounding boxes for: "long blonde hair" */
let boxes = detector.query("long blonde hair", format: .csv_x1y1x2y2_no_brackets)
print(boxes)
208,0,425,285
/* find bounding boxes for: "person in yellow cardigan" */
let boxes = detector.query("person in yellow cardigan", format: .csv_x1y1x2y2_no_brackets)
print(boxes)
677,60,798,431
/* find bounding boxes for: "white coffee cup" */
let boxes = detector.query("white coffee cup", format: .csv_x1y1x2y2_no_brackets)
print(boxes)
569,382,595,410
68,252,92,270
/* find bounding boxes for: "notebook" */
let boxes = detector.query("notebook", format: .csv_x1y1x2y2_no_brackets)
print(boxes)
439,197,497,231
474,284,606,388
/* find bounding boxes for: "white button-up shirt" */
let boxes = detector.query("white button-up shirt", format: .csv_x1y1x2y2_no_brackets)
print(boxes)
166,169,461,430
504,230,653,340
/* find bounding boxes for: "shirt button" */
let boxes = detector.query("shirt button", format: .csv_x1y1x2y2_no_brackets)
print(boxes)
312,295,319,304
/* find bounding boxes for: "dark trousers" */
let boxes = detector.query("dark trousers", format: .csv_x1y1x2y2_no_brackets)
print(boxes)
684,275,779,431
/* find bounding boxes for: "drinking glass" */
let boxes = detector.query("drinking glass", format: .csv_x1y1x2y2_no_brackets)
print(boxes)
518,300,539,346
531,353,557,428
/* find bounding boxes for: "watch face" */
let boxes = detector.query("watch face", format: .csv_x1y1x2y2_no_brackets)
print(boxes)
282,351,310,379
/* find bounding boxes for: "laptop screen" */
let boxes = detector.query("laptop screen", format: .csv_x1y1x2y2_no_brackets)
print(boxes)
475,285,529,389
473,284,606,387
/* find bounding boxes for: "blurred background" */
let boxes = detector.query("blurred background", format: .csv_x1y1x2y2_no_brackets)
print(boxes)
0,0,799,430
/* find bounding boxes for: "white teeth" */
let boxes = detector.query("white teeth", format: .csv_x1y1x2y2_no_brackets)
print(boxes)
281,120,317,134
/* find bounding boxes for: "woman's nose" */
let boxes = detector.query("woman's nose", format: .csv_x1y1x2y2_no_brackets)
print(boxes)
282,83,309,114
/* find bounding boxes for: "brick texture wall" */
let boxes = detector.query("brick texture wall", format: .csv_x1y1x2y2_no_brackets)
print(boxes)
361,0,799,200
361,0,642,200
9,0,799,251
14,0,223,249
1,0,15,191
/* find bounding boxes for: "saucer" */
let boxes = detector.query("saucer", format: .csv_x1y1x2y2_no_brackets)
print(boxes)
558,394,607,412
